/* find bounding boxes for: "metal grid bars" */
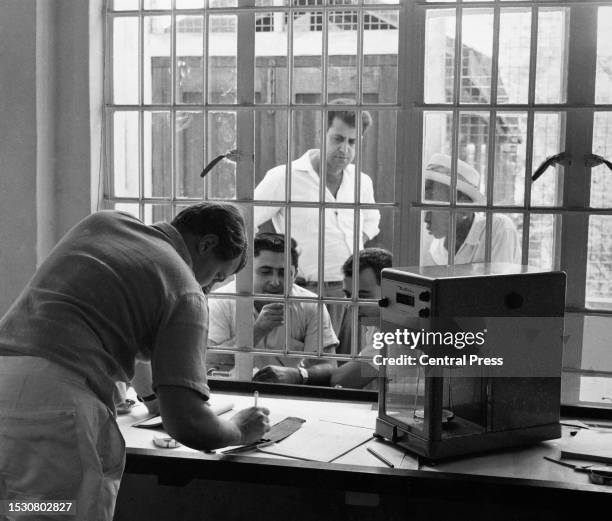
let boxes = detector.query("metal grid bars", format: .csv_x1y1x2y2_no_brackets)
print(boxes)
105,0,401,379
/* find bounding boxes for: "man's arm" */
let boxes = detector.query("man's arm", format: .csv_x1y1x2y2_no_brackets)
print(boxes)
131,360,159,414
253,303,285,345
151,293,270,449
252,343,338,385
297,356,378,389
330,360,378,388
158,385,270,450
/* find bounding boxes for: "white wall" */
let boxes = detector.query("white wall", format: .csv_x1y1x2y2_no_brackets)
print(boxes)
0,0,103,315
0,0,39,313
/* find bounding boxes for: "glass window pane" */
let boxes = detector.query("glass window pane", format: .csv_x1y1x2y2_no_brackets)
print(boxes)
177,0,204,8
256,0,288,6
579,375,612,406
591,112,612,209
143,111,171,198
362,10,398,104
255,12,288,105
176,111,204,198
493,112,527,206
423,111,453,172
144,0,171,9
460,9,494,104
284,302,332,364
420,210,449,266
290,207,320,289
113,0,139,11
586,216,612,310
499,212,523,263
424,9,455,104
177,16,204,104
254,205,286,250
367,206,394,256
206,111,237,199
207,294,251,379
361,111,396,204
595,6,612,105
531,111,564,207
144,16,172,104
255,110,288,199
420,210,522,266
535,8,568,104
328,10,358,103
113,111,139,198
293,11,323,104
210,0,237,7
208,14,237,104
323,205,380,289
291,109,322,202
528,214,559,271
336,302,354,356
113,203,139,218
113,17,139,105
582,317,612,374
458,111,489,204
143,204,173,225
497,9,531,105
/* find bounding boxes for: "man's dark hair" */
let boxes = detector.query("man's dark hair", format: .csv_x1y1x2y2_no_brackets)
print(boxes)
342,248,393,284
327,98,373,135
254,232,299,270
172,202,248,271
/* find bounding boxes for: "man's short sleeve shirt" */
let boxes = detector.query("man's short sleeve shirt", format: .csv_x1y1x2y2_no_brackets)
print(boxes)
0,211,210,408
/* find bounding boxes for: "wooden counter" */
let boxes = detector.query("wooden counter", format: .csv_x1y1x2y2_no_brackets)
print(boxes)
115,388,611,521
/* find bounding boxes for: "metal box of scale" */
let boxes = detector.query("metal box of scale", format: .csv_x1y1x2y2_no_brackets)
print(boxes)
375,263,566,460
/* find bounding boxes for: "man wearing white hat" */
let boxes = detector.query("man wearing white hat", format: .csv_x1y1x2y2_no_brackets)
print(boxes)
422,153,520,265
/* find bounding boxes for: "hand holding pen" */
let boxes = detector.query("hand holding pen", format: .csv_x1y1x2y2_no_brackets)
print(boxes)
228,390,270,445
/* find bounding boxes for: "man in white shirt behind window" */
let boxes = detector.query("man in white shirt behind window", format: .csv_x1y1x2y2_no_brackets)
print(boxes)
207,233,338,385
254,100,381,331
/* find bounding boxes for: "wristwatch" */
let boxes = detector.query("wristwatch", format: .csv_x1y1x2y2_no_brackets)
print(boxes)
297,366,309,384
136,393,157,403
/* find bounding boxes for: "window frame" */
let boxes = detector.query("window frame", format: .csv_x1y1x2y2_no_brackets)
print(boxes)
413,0,612,410
103,0,612,411
104,0,403,380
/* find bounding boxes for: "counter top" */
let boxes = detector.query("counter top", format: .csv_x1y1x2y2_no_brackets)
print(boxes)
117,390,612,497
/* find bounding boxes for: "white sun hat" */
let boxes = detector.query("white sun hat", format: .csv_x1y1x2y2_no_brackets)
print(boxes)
424,153,485,204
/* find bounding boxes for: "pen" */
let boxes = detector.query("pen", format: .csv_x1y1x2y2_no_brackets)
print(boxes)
367,447,394,468
254,390,258,408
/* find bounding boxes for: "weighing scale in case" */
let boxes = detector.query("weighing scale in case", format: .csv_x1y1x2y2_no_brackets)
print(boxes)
375,263,566,460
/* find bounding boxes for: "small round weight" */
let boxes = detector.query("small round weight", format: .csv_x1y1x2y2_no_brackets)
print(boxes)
413,409,455,423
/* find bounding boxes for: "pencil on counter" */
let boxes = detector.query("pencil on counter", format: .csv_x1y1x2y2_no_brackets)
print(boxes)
254,390,258,408
367,447,394,468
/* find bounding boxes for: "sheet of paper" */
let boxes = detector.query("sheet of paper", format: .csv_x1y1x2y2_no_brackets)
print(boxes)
258,420,373,462
560,429,612,463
